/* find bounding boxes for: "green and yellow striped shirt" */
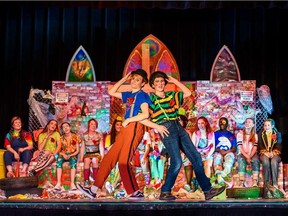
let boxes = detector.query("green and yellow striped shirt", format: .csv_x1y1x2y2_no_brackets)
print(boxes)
149,91,183,124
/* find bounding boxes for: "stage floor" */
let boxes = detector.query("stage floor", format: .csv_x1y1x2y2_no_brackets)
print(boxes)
1,198,288,216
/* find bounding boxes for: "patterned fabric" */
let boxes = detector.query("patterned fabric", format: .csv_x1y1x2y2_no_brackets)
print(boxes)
258,129,282,155
149,91,183,124
236,131,257,156
4,130,33,149
192,131,215,160
38,131,61,153
59,133,82,155
214,130,237,151
122,90,151,120
81,132,103,154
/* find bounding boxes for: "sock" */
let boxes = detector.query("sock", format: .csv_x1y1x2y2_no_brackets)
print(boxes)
84,169,90,181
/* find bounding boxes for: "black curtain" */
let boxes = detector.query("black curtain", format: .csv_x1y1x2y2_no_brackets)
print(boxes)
1,1,288,152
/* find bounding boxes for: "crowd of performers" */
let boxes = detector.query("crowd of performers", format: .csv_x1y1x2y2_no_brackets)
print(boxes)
3,70,283,200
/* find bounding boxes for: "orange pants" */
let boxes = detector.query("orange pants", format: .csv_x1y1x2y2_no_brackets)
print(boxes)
94,122,144,194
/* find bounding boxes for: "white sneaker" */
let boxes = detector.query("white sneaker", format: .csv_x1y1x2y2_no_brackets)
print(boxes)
105,181,115,194
128,190,145,200
76,184,97,199
252,180,258,187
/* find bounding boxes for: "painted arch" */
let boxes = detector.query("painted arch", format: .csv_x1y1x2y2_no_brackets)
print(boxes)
210,45,241,82
123,34,180,80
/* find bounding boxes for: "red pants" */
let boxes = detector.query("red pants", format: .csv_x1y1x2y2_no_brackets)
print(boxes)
94,122,144,194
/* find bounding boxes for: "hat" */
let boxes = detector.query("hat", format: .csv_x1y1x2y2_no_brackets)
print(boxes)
149,71,168,88
131,69,148,84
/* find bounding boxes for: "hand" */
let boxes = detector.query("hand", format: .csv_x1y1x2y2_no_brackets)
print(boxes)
269,152,274,158
14,152,20,160
122,119,129,128
247,158,251,164
219,149,226,156
202,152,207,158
264,152,270,158
123,73,132,82
63,154,69,160
167,75,177,84
18,148,24,153
156,125,169,138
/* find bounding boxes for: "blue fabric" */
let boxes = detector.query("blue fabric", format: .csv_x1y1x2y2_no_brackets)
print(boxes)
3,137,32,165
260,154,281,186
159,120,211,193
122,90,151,120
214,130,237,150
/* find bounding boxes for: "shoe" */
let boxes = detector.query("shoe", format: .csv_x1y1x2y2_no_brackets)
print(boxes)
105,181,114,194
70,184,77,191
204,186,226,200
76,183,96,199
217,173,225,184
28,170,36,177
252,180,258,187
54,184,62,191
184,184,191,192
128,190,145,200
159,192,176,201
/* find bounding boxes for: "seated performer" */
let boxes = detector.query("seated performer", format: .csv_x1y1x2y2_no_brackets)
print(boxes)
54,122,81,191
213,117,236,184
258,118,282,188
236,118,260,187
4,116,33,177
79,118,104,187
29,119,61,176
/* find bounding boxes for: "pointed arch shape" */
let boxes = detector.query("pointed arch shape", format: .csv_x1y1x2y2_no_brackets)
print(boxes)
123,34,180,80
66,45,96,83
210,45,241,82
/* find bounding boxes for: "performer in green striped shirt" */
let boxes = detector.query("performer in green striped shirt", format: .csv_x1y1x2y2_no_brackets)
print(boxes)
146,71,225,201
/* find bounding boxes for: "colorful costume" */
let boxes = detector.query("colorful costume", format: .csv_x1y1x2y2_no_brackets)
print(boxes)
149,132,166,188
134,131,151,185
192,130,215,178
236,130,260,186
29,131,61,176
214,130,237,178
4,131,33,167
258,128,282,187
56,133,82,169
94,90,151,194
81,131,103,183
149,91,212,194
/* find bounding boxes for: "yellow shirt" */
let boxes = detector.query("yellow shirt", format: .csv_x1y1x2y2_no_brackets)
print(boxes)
39,131,60,153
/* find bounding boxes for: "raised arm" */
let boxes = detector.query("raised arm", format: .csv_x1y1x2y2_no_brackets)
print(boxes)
108,73,131,99
167,75,191,98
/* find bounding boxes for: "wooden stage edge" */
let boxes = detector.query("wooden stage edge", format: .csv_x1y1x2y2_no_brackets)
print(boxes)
1,198,288,216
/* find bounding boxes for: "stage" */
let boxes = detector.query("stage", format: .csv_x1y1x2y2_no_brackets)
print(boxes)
1,198,288,216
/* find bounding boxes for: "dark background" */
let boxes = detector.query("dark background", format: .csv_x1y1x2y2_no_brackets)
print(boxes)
0,1,287,159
